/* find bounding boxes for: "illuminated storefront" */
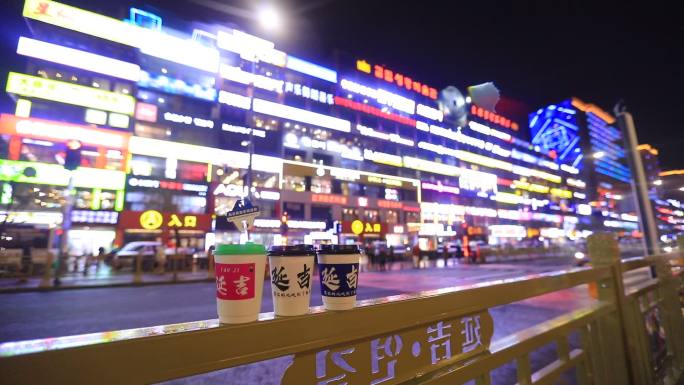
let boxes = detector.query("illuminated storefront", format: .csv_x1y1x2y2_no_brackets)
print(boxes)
6,0,659,253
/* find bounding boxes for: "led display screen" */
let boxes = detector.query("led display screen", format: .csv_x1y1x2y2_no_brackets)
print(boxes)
6,72,136,115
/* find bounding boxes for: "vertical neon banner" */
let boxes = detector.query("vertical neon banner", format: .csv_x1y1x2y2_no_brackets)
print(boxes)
91,188,102,210
114,190,125,211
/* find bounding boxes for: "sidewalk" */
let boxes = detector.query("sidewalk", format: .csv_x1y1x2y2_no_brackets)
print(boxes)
0,264,213,293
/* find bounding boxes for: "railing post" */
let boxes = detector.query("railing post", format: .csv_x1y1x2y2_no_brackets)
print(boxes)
38,252,53,288
587,232,633,385
133,252,143,284
654,255,684,375
207,250,215,279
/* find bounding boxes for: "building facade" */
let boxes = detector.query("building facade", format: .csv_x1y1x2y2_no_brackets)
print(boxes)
2,0,675,255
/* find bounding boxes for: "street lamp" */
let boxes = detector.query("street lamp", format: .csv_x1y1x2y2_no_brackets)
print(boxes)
257,6,281,31
593,151,605,159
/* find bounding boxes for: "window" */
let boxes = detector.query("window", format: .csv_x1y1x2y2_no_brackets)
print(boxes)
283,202,305,220
311,205,331,221
405,211,420,224
20,140,57,164
311,177,331,194
385,210,399,224
177,160,207,181
364,209,379,222
342,208,359,221
283,175,306,192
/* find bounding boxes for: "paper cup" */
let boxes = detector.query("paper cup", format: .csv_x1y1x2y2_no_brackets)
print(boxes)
267,245,316,316
214,242,266,324
317,245,361,310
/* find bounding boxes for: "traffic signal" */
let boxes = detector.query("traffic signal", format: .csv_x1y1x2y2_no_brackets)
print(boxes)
280,211,289,235
64,140,82,171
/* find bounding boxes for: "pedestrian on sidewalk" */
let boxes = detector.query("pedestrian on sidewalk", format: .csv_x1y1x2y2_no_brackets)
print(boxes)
411,243,420,269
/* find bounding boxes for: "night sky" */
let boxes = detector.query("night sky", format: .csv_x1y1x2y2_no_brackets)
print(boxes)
2,0,682,169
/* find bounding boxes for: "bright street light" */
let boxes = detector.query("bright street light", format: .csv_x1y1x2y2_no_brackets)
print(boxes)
593,151,605,159
257,6,281,31
653,179,662,186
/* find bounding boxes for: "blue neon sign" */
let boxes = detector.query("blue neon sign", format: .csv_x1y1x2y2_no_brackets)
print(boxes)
285,56,337,83
137,70,217,101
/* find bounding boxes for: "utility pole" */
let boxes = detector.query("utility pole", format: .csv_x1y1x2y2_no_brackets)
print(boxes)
614,103,659,257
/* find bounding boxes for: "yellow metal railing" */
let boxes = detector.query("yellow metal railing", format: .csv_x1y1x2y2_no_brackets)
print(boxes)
0,232,682,385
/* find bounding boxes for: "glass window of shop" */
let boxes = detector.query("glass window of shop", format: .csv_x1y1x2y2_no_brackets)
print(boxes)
363,209,380,222
130,155,167,178
284,148,307,162
364,185,382,199
283,202,305,220
312,152,333,166
405,211,420,224
126,190,206,214
311,177,332,194
0,135,9,159
283,175,306,192
6,183,117,211
177,160,207,181
311,205,332,221
384,210,399,224
19,140,57,164
342,208,359,221
135,124,170,140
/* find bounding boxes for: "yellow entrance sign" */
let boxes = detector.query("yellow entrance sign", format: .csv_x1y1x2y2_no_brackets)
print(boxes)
140,210,163,230
351,220,364,235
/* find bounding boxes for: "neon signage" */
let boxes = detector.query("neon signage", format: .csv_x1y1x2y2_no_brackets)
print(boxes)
140,33,220,73
286,55,337,83
421,181,460,195
0,159,125,190
120,210,212,231
217,29,287,67
0,114,129,149
252,98,351,133
489,225,527,238
312,194,347,205
138,71,216,101
221,124,266,138
459,169,498,194
340,79,415,114
135,103,158,123
129,136,282,173
416,104,443,122
254,219,326,230
71,210,118,224
6,72,136,115
213,184,280,200
356,124,414,147
402,156,461,177
17,37,140,81
356,60,437,100
284,133,362,161
334,96,416,127
163,112,214,129
220,64,284,93
467,121,512,142
218,91,251,110
470,105,519,130
284,82,334,105
23,0,146,47
363,149,403,167
128,177,208,193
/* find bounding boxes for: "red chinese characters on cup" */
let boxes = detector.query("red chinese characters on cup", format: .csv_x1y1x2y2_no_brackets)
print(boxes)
215,263,256,300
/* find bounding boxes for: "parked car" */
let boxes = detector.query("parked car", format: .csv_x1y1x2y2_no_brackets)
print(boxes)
112,241,165,270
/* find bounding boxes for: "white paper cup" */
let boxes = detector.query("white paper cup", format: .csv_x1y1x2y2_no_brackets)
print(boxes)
214,243,266,324
267,245,316,316
317,245,361,310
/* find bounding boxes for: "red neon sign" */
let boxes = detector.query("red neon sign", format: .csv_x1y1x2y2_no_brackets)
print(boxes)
470,105,519,131
334,96,417,127
357,60,437,100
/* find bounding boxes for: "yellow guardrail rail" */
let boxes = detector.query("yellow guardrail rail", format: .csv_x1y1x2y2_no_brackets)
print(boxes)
0,232,682,385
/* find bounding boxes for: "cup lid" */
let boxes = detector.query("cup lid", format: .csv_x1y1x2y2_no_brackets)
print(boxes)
215,242,265,255
317,244,361,255
268,244,316,256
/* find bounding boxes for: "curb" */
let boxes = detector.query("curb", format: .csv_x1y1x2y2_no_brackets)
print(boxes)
0,277,215,294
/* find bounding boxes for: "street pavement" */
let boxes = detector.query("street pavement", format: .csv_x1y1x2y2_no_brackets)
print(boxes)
0,257,653,385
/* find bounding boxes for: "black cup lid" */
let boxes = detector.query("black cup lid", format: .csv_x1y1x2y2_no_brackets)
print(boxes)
317,244,361,255
267,244,316,256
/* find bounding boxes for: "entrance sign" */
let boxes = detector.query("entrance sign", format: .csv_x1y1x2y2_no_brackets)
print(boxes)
282,310,492,385
119,211,212,231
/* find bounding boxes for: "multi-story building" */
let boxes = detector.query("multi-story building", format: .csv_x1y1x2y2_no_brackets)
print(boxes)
1,0,661,254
